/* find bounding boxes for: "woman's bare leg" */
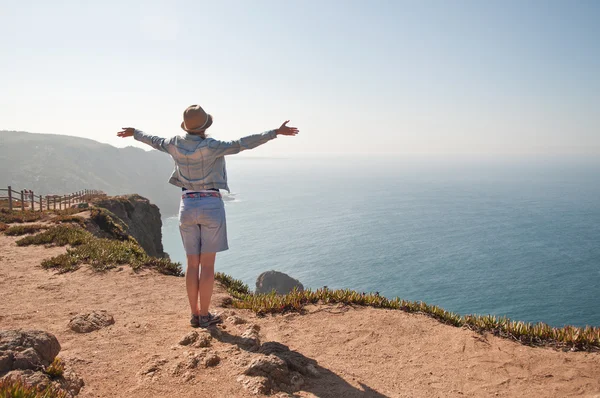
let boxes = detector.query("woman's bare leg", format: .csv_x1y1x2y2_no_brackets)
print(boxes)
185,254,201,315
199,252,216,316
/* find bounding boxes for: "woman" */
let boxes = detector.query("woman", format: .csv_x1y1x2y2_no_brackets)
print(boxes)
117,104,299,328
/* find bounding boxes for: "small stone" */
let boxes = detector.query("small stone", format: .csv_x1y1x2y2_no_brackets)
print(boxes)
68,311,115,333
208,327,223,338
227,316,247,325
182,371,194,382
179,331,199,346
204,354,220,368
219,297,233,306
237,374,271,395
192,333,212,348
305,363,320,378
240,327,260,351
140,358,168,376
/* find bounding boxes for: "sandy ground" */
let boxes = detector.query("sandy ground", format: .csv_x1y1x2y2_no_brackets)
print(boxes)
1,231,600,398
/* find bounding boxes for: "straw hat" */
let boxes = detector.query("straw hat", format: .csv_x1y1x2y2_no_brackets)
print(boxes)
181,105,213,133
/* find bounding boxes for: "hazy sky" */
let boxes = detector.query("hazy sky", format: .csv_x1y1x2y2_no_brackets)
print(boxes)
1,0,599,156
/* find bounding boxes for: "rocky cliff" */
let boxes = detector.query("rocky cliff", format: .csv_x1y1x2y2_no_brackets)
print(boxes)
92,194,167,258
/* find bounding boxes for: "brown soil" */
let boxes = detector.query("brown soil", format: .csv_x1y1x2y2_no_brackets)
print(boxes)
1,232,600,397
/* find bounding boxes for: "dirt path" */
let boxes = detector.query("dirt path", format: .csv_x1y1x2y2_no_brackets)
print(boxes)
1,233,600,397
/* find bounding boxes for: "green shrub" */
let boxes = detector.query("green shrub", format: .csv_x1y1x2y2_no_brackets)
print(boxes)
4,224,49,236
52,215,85,226
215,272,250,294
0,376,67,398
16,225,90,247
0,209,44,223
89,208,129,241
21,225,183,276
44,358,64,379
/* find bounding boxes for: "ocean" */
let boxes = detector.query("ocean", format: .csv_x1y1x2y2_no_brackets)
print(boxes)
162,156,600,328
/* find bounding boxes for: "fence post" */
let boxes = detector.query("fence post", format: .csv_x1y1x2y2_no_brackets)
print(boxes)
7,186,12,211
53,196,56,210
20,190,25,211
68,195,71,208
39,195,42,212
31,191,35,210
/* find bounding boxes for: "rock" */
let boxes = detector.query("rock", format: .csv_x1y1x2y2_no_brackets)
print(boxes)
182,371,194,382
227,316,246,325
240,354,307,394
240,326,261,351
93,195,166,257
237,374,271,395
259,341,319,378
0,330,82,397
255,271,304,295
178,331,198,346
305,363,320,378
208,327,223,339
140,357,168,376
289,372,304,391
204,353,220,368
217,296,233,307
68,311,115,333
244,355,289,381
0,330,61,370
56,369,85,396
0,353,12,374
192,333,212,348
2,369,51,389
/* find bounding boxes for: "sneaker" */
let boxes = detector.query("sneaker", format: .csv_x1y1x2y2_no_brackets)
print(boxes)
190,314,200,328
198,313,222,328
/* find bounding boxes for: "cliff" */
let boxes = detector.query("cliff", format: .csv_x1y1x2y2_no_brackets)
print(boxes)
1,199,600,397
92,194,167,258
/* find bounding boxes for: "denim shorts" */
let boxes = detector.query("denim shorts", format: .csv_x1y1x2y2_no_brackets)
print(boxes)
179,196,229,254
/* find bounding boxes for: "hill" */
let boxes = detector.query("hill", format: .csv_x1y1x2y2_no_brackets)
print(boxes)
0,130,179,215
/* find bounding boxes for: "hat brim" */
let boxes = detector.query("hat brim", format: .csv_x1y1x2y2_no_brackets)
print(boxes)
181,114,213,133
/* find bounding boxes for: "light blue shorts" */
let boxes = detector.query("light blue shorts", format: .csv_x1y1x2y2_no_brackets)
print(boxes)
178,196,229,254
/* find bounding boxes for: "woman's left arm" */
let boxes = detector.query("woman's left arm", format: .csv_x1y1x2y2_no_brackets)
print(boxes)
117,127,169,153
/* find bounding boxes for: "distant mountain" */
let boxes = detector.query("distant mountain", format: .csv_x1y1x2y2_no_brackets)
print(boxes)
0,131,181,216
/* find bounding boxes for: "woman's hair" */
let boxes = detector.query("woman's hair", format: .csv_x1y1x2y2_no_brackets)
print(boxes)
187,115,213,139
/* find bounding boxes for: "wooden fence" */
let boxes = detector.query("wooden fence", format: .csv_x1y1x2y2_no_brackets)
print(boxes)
0,186,106,212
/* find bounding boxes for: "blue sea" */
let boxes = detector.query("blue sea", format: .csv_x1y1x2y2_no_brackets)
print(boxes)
162,156,600,328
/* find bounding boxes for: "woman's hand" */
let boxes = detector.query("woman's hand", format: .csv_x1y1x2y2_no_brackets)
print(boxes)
276,121,299,136
117,127,135,138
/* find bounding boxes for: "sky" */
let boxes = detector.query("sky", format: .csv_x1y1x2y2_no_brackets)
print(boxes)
1,0,599,156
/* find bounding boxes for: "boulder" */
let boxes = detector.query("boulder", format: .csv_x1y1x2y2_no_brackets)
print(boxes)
255,271,304,295
68,310,114,333
0,330,61,371
241,354,305,394
0,330,83,397
259,342,320,378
